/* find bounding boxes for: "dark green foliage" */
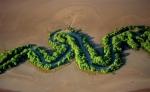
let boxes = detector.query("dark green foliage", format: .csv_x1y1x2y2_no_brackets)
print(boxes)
0,25,150,74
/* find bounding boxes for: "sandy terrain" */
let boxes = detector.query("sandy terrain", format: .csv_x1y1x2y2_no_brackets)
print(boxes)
0,0,150,92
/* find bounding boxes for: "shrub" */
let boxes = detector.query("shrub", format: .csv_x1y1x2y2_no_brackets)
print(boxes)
0,26,150,74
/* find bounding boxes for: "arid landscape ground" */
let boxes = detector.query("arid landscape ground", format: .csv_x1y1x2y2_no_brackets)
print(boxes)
0,0,150,92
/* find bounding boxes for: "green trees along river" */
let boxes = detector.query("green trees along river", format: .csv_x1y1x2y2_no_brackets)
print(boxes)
0,25,150,74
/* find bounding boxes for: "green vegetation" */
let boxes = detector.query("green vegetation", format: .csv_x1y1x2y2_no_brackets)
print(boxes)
0,25,150,74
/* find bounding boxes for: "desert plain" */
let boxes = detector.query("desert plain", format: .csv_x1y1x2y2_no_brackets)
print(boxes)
0,0,150,92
